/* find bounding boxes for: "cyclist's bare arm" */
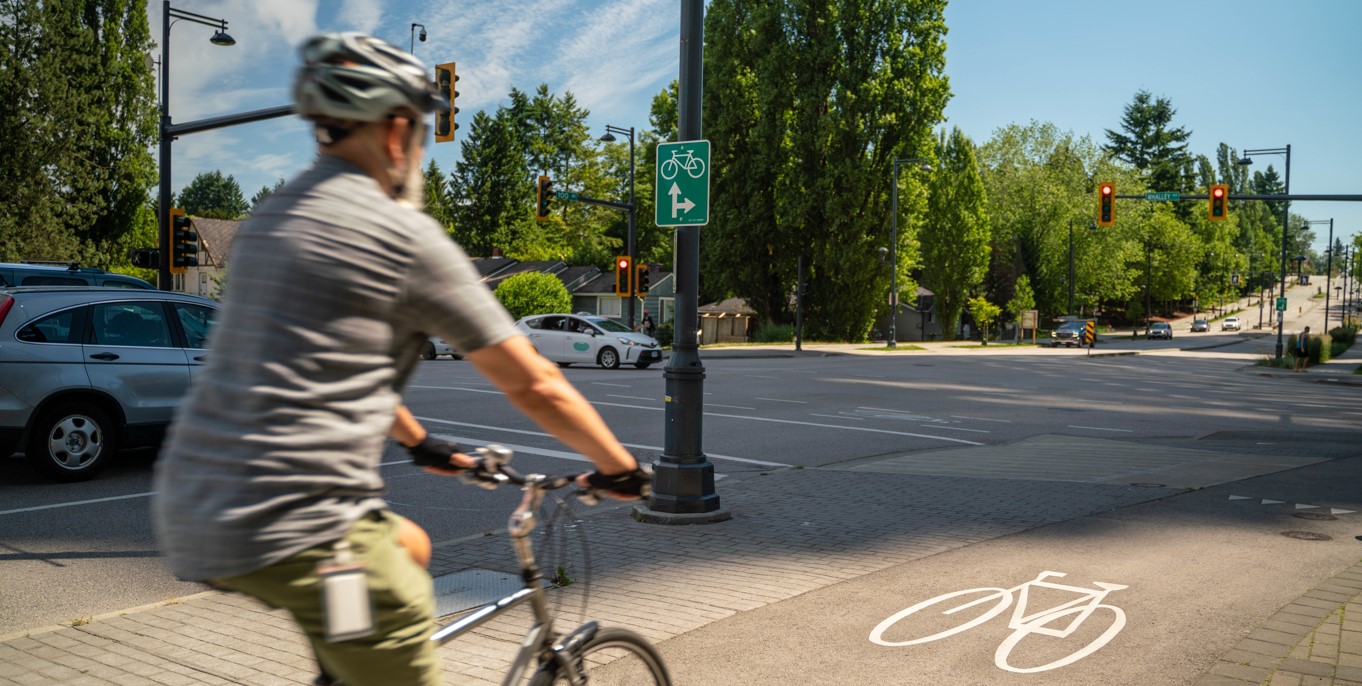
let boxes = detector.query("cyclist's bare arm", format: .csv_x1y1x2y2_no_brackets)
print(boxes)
465,335,640,482
390,404,476,472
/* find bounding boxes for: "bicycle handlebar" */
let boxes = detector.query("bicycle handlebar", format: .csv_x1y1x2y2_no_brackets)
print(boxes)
459,445,610,504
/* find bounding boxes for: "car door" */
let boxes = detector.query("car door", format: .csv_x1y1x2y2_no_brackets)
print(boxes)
168,301,218,379
525,316,565,361
82,300,190,426
563,317,599,363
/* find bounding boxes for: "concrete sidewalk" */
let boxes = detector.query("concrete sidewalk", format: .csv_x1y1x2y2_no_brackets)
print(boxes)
5,444,1362,685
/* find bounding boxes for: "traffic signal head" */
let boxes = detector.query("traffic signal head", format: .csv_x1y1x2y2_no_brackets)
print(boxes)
1208,184,1228,221
635,264,650,295
168,208,198,274
536,175,553,221
614,256,632,296
434,63,459,143
1097,182,1115,227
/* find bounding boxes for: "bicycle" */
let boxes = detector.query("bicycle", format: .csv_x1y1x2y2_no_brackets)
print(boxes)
869,570,1127,674
658,149,706,181
319,446,671,685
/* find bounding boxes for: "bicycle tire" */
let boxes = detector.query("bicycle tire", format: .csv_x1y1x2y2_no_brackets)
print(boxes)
995,603,1125,674
869,587,1012,647
659,159,680,180
528,627,671,686
685,158,706,179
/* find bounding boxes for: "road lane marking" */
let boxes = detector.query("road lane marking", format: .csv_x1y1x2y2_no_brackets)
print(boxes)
414,417,789,467
607,394,655,401
810,413,863,421
924,425,990,433
590,382,631,388
756,398,808,404
707,403,757,410
745,375,781,379
951,416,1012,423
0,492,153,516
1067,425,1133,432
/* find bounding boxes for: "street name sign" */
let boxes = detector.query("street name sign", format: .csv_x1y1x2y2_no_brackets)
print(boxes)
1145,192,1181,201
655,140,710,227
554,190,580,201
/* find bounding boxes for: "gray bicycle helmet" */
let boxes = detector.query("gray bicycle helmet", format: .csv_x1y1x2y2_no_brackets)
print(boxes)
293,32,448,124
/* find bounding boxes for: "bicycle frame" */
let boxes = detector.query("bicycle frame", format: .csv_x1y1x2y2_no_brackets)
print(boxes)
956,571,1126,638
428,475,597,686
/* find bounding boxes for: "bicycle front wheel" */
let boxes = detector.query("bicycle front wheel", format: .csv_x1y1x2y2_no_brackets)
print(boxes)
529,627,671,686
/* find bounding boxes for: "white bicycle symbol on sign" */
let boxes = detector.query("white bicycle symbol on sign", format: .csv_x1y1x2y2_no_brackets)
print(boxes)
659,149,706,180
869,571,1128,674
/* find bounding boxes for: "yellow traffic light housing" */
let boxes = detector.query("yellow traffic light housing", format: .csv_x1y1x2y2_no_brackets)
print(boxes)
634,264,650,295
536,176,553,221
168,208,198,274
1097,182,1115,227
1208,184,1228,221
614,256,632,296
434,62,459,143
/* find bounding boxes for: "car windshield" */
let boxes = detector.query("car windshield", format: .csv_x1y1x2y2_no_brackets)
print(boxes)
585,316,631,333
1154,323,1170,330
1057,323,1085,331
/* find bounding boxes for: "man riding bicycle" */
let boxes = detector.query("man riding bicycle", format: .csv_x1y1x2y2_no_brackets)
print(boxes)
153,33,649,686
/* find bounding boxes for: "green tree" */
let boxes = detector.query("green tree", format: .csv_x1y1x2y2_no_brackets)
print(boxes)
702,0,950,340
179,170,248,219
967,295,1001,343
450,109,531,257
0,0,158,267
422,160,455,233
1006,274,1035,339
493,272,572,320
923,127,990,339
1103,90,1193,196
250,178,286,212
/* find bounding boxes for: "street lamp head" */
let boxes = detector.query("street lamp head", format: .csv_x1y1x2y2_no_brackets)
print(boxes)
919,163,933,172
1237,156,1252,166
210,29,235,46
598,132,617,143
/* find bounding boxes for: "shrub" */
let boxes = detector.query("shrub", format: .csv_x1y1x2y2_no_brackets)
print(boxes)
493,272,572,321
1288,332,1334,365
655,320,674,348
1328,325,1357,347
753,323,794,343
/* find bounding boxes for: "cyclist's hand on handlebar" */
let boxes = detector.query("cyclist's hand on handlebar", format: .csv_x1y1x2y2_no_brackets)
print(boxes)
575,465,653,503
407,435,476,475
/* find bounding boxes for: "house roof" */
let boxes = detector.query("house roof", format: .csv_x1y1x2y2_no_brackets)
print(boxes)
481,260,567,289
698,297,755,315
191,218,244,267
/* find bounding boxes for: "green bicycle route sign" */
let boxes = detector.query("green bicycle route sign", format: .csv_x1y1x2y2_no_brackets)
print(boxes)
654,140,710,227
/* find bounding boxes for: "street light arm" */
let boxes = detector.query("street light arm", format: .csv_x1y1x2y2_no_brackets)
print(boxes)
167,7,229,30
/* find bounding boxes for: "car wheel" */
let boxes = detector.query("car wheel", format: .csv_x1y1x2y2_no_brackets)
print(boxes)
26,402,116,482
420,341,436,360
598,347,621,369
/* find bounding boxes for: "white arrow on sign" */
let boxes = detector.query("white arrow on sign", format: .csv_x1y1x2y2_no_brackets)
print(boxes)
668,182,695,218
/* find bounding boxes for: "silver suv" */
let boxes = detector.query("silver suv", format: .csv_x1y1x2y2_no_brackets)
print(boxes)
0,287,218,481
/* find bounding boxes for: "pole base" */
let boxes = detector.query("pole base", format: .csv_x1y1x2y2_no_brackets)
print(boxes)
632,503,732,525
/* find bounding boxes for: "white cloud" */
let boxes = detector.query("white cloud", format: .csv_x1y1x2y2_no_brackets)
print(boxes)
338,0,384,35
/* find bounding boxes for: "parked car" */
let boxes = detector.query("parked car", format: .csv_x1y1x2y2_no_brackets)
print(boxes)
0,286,219,481
1222,316,1242,331
1190,319,1209,332
1049,321,1086,347
0,262,154,289
516,313,663,369
1147,322,1173,340
421,336,461,360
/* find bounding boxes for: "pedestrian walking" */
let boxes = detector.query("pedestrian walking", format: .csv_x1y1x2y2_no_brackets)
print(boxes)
152,33,649,686
639,310,657,338
1294,326,1311,371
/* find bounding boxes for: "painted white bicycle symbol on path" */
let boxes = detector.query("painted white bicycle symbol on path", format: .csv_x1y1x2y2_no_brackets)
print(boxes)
869,571,1128,674
659,149,706,180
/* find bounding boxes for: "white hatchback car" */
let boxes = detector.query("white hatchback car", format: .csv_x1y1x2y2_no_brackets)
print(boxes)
1221,316,1242,331
516,313,663,369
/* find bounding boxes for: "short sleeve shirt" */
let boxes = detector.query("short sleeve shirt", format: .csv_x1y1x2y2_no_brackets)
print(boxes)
153,156,519,581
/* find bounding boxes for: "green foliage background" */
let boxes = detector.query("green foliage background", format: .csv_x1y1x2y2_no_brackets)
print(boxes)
493,272,573,321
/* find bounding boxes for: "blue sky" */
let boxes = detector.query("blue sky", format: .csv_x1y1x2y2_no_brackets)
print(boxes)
156,0,1361,256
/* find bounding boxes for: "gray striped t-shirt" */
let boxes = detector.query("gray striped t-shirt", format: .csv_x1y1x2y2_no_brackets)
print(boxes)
153,156,518,581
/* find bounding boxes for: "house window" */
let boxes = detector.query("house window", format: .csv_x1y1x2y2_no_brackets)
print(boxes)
597,297,622,318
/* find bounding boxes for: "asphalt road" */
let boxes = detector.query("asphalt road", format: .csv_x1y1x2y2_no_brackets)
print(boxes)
2,329,1358,637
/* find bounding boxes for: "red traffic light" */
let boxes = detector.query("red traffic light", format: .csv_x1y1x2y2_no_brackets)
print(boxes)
1101,185,1112,196
1212,187,1224,198
1097,182,1115,227
617,259,630,270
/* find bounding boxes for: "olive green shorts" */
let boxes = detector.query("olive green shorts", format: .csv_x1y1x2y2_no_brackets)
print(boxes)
213,510,440,686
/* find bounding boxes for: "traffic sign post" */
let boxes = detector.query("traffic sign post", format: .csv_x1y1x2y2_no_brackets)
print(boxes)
1276,297,1288,312
655,140,710,226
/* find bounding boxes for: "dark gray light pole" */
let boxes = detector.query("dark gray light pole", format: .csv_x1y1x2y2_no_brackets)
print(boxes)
409,23,426,54
889,158,932,347
600,125,637,330
1303,219,1333,332
159,1,235,291
637,0,727,523
1238,146,1291,360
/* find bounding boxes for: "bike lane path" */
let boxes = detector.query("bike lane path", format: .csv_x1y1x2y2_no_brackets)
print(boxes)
655,457,1362,686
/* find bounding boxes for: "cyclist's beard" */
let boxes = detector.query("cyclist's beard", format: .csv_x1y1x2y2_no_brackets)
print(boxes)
393,153,425,210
